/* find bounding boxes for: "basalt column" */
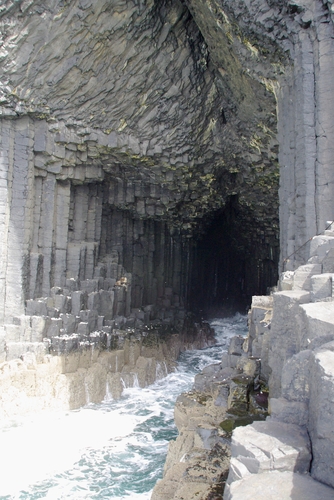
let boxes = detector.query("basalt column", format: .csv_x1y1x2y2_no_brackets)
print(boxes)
99,202,188,319
0,0,282,363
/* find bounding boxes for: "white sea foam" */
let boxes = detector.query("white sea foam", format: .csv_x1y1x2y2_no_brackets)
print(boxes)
0,314,247,500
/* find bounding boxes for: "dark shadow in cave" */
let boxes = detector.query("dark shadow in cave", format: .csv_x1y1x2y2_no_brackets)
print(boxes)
188,197,278,317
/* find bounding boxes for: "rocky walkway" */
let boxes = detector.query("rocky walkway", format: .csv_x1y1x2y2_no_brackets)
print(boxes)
153,224,334,499
151,335,268,499
226,224,334,498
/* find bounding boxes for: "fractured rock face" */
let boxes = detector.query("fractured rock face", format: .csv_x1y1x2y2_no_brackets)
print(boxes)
227,420,311,481
0,0,279,235
0,0,283,361
308,342,334,488
224,470,334,500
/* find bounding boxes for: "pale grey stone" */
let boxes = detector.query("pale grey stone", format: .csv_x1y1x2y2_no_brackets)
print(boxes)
31,316,48,342
60,313,77,335
293,264,323,291
229,421,311,480
228,336,246,368
224,471,334,500
4,324,21,343
5,342,46,362
76,322,89,336
309,342,334,488
281,350,312,403
322,248,334,273
300,301,334,350
71,291,87,316
99,290,114,320
25,299,48,317
79,309,98,333
269,397,308,426
0,329,5,362
310,235,334,261
46,318,62,338
268,290,310,398
310,273,333,302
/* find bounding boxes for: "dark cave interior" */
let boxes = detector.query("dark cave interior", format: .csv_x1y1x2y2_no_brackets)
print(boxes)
66,180,278,321
187,198,278,316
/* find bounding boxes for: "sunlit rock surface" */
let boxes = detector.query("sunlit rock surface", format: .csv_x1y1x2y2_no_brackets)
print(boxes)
0,321,215,418
1,1,334,495
0,0,286,388
226,224,334,498
224,471,334,500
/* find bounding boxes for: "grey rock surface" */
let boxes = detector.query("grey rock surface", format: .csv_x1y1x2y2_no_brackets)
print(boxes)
224,471,334,500
309,341,334,488
1,0,334,496
1,0,334,365
234,224,334,497
269,398,309,427
228,421,311,480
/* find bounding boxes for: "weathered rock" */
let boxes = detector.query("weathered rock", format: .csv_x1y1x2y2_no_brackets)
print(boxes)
228,335,245,360
308,341,334,488
293,264,323,291
0,325,205,419
227,374,253,414
224,471,334,500
281,350,312,403
153,441,231,500
1,1,334,496
227,421,311,481
193,365,237,394
268,290,310,398
310,273,333,302
299,301,334,350
269,397,308,426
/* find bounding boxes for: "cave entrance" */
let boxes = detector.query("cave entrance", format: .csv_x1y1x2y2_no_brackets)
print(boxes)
188,197,278,316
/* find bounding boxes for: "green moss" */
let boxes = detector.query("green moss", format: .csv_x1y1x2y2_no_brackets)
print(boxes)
260,77,276,95
220,413,266,434
35,113,50,119
231,375,252,385
196,394,211,405
227,405,248,416
219,419,234,433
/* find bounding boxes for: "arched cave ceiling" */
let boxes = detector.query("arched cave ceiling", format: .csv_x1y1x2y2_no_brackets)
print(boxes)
0,0,308,243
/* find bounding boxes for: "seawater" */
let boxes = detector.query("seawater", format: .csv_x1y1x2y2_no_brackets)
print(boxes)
0,314,247,500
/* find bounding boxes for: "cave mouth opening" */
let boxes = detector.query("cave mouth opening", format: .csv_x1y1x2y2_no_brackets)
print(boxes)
64,177,278,325
188,197,279,318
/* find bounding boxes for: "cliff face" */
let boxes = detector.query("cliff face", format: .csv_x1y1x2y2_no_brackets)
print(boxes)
0,0,283,363
0,0,333,393
186,0,334,269
222,223,334,499
1,0,334,495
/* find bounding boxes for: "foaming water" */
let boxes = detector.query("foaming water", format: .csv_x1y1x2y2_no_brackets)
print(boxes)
0,314,247,500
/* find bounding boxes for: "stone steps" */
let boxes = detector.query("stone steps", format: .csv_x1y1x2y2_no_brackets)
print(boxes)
226,228,334,498
4,251,186,360
224,419,333,500
226,421,311,484
225,471,334,500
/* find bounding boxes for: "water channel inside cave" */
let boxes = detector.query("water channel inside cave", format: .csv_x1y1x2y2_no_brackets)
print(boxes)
0,315,247,500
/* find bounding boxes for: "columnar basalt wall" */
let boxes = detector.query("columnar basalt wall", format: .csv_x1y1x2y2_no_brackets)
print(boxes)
184,0,334,269
0,0,281,366
1,0,334,494
0,121,192,360
0,322,216,419
2,0,334,423
225,224,334,498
